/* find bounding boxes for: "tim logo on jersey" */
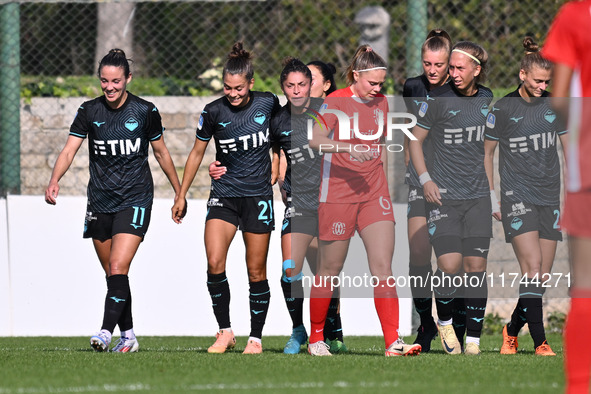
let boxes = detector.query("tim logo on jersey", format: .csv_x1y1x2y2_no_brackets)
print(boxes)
508,132,557,153
443,126,485,145
287,144,318,164
93,138,141,156
218,129,269,153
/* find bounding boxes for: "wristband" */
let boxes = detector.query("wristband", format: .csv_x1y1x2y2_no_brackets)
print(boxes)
419,172,432,186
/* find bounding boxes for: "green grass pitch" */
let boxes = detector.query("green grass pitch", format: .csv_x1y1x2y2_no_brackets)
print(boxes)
0,333,563,393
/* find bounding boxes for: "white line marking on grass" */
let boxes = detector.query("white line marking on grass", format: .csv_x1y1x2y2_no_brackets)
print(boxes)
0,381,405,393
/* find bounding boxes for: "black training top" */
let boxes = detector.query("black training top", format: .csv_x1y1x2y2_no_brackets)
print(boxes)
485,88,567,205
416,81,493,200
70,92,163,213
196,91,281,197
270,98,324,211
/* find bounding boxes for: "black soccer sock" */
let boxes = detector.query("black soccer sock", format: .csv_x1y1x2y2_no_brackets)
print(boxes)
507,299,527,337
281,277,304,329
465,272,488,339
207,271,231,329
101,274,130,333
519,281,546,348
409,264,434,327
249,279,271,339
452,297,467,345
433,269,458,322
117,292,133,332
324,289,343,342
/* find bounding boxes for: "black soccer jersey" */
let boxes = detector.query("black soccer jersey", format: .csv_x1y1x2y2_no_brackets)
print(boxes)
70,92,163,213
403,75,433,187
485,88,567,206
197,91,281,198
269,99,323,211
415,82,493,200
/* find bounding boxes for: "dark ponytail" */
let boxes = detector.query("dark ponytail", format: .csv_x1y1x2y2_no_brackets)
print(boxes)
223,41,254,80
97,48,131,78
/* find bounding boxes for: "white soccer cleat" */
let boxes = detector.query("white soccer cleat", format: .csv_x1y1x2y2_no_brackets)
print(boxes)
111,336,139,353
90,331,111,352
308,341,332,356
385,338,422,357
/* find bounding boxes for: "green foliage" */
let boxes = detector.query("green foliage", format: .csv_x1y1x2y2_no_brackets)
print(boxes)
547,311,566,333
21,76,100,102
482,312,505,335
20,75,217,99
20,3,96,76
18,0,567,96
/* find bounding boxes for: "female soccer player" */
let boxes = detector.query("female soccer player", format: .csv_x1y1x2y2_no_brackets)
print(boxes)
308,45,422,357
402,28,453,352
484,37,566,357
45,48,182,353
275,59,349,354
542,1,591,390
307,60,337,101
172,42,280,354
210,59,341,354
269,58,320,354
409,41,494,356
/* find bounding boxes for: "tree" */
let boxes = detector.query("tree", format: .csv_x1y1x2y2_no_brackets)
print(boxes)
95,3,136,72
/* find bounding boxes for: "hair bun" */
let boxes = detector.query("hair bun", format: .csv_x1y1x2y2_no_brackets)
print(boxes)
523,36,540,54
109,48,127,57
282,56,296,67
229,42,252,60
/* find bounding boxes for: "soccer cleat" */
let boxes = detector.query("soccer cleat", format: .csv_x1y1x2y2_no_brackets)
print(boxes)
308,341,332,356
385,338,422,357
500,324,518,355
464,342,481,355
438,324,462,355
535,341,556,356
243,339,263,354
207,329,236,354
90,331,111,352
325,338,348,354
413,323,438,353
111,336,139,353
284,325,308,354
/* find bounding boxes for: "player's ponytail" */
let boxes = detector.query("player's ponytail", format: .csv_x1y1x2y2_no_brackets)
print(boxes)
452,41,488,84
422,29,452,57
345,44,387,86
223,41,254,80
98,48,131,78
520,36,552,72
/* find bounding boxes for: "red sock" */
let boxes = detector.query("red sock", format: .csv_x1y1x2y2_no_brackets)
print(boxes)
374,280,399,348
565,290,591,394
309,276,333,344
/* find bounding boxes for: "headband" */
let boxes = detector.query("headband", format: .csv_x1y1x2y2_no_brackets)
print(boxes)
353,66,387,72
452,49,481,65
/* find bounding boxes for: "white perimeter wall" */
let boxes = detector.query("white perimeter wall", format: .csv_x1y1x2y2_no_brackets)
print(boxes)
0,195,411,337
